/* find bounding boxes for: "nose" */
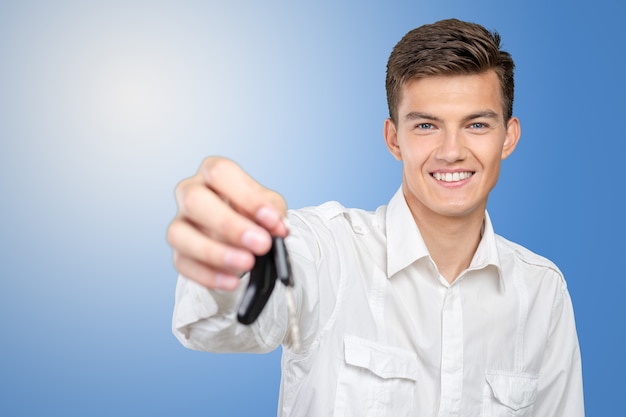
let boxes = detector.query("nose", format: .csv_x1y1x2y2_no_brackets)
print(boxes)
435,130,466,162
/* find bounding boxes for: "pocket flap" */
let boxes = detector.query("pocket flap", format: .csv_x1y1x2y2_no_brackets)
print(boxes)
485,371,538,411
343,336,418,381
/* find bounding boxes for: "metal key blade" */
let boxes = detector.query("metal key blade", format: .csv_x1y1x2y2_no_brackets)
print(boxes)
284,284,301,352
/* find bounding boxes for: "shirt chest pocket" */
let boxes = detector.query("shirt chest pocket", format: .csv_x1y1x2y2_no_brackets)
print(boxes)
334,336,418,417
482,371,539,417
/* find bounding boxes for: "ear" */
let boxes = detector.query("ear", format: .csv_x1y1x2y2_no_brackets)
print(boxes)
384,118,402,161
501,116,521,160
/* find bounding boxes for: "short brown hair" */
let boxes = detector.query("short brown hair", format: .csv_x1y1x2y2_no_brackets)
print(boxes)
386,19,515,124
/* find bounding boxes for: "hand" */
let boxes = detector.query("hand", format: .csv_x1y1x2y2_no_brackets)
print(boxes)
167,157,288,290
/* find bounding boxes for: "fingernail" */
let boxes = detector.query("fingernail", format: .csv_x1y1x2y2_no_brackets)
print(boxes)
241,228,271,252
215,274,239,291
256,206,280,227
224,250,252,270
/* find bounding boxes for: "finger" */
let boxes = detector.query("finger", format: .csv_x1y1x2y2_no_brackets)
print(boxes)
175,181,273,255
199,157,288,237
173,252,241,291
167,219,255,273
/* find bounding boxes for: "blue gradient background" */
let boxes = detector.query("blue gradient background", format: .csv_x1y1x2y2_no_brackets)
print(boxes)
0,1,623,416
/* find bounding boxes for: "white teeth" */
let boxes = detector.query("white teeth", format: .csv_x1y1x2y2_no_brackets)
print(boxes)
433,172,473,182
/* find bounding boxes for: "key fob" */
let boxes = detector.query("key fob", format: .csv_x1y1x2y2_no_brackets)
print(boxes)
237,237,291,325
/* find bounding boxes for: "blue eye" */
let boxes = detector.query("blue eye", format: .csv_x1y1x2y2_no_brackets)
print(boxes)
416,123,434,129
469,122,487,129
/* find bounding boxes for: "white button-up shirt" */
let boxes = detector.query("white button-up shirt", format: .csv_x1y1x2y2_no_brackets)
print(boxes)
173,188,584,416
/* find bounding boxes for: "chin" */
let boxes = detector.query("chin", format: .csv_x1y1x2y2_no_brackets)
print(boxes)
433,203,482,219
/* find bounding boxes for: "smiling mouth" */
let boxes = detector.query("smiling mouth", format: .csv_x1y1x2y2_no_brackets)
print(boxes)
432,171,475,182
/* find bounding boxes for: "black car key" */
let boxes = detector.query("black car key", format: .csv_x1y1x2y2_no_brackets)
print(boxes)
237,237,301,351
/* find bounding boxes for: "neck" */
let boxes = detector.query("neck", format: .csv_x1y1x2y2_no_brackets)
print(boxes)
409,206,485,284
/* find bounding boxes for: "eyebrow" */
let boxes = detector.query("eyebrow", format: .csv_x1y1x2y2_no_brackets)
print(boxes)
404,112,441,122
403,110,501,123
463,110,500,122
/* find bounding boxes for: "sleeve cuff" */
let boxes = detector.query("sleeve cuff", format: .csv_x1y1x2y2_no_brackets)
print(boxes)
172,275,242,340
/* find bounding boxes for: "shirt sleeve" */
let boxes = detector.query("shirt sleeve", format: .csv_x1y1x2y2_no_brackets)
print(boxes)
533,280,585,416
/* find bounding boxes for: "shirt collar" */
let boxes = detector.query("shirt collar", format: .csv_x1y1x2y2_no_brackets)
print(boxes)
385,187,504,287
386,187,430,279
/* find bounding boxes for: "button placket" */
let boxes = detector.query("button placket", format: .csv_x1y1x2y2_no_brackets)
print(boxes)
437,284,464,417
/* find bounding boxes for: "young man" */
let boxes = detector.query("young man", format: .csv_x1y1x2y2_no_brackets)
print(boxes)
168,19,584,416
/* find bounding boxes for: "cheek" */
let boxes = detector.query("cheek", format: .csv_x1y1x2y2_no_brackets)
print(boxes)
401,153,428,176
398,141,431,167
488,151,505,170
481,154,503,186
474,142,504,167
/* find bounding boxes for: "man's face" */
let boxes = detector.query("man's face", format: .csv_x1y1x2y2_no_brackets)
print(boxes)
384,70,520,221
